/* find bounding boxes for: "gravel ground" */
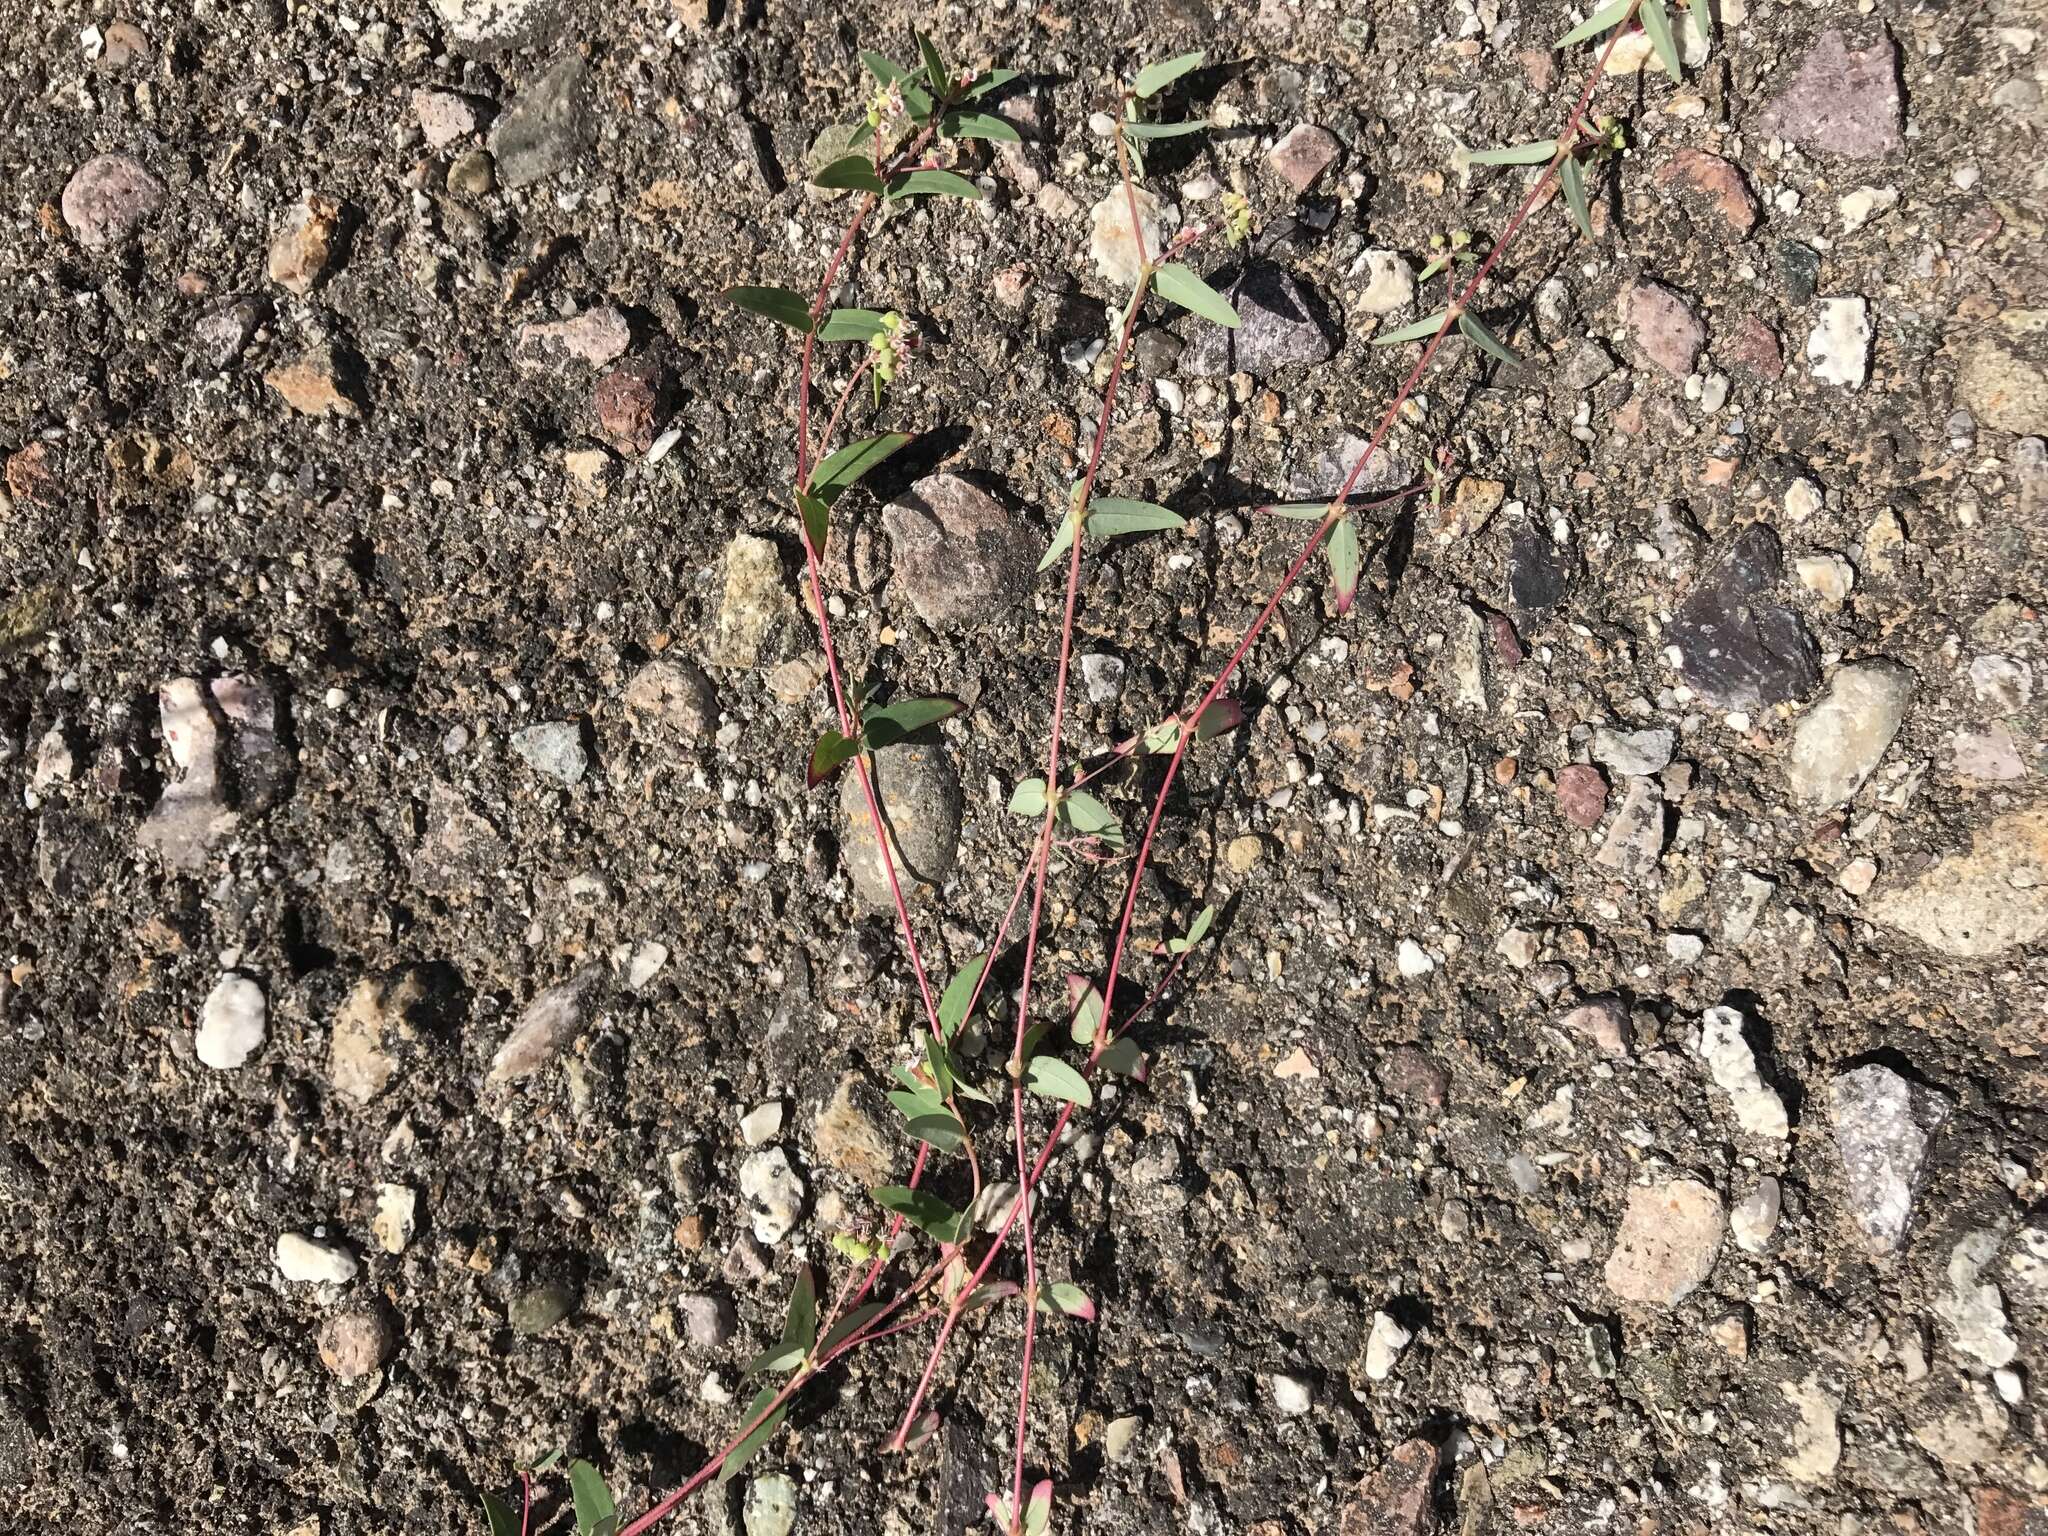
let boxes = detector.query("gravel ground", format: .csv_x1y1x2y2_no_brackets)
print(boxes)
3,1,2046,1534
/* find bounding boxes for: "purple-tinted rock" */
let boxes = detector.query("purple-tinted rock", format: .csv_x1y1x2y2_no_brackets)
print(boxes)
1184,265,1337,377
1624,280,1707,377
192,297,269,373
880,474,1038,626
61,154,164,248
1669,525,1820,709
1758,30,1904,159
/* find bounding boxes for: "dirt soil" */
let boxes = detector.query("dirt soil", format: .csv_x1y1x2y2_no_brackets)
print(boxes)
3,0,2047,1533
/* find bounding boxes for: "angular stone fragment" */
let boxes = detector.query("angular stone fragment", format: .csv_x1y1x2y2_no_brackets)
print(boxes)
267,193,345,296
1605,1179,1724,1307
1268,123,1340,193
1784,659,1912,809
1593,775,1665,877
138,679,236,870
1828,1063,1948,1258
1866,807,2048,958
1698,1005,1788,1141
489,52,591,188
707,534,795,669
1669,525,1819,709
1758,30,1904,159
620,658,717,738
1184,265,1337,377
1624,279,1706,377
330,969,428,1105
1337,1437,1438,1536
881,474,1039,626
1654,148,1759,236
488,969,602,1083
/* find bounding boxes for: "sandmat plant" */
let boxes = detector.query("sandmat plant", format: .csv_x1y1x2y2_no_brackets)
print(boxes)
479,4,1679,1530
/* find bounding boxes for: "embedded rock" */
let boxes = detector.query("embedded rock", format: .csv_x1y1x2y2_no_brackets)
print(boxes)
1828,1063,1948,1257
1605,1179,1724,1307
1784,659,1913,808
881,474,1038,626
1669,525,1820,709
1866,807,2048,958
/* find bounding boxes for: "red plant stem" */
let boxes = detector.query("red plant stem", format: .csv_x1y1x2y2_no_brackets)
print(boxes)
906,13,1650,1412
519,1470,532,1536
812,349,880,474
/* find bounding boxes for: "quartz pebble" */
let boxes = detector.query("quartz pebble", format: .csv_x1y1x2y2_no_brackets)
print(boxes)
196,973,267,1070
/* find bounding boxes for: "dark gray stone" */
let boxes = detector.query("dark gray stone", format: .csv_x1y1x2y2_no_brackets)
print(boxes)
1508,527,1571,611
488,53,590,189
1183,265,1337,376
1777,242,1821,306
1669,525,1820,709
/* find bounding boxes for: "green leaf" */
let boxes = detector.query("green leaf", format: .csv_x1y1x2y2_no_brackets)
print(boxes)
480,1492,518,1536
808,729,861,788
811,431,910,506
1036,515,1077,573
1068,976,1104,1044
569,1461,617,1536
889,1085,946,1122
864,695,961,748
741,1340,807,1377
906,1113,964,1151
1327,516,1361,615
1559,155,1595,242
1467,138,1558,166
795,489,831,558
718,1388,788,1485
1457,310,1520,368
1133,50,1204,98
1008,777,1048,816
916,29,950,98
1023,1479,1054,1536
1060,790,1116,836
724,286,812,332
859,51,936,115
1555,0,1632,48
1268,502,1331,519
1087,498,1185,537
525,1450,566,1474
963,68,1021,101
1047,1282,1096,1320
1024,1055,1093,1107
1639,0,1682,78
887,169,982,200
1153,262,1239,327
923,1033,954,1100
818,308,891,343
813,155,887,193
1141,716,1182,753
1169,904,1216,954
941,110,1021,143
872,1185,969,1244
1371,308,1452,347
1099,1036,1146,1079
818,1300,888,1357
938,955,989,1037
783,1265,817,1353
1121,119,1208,141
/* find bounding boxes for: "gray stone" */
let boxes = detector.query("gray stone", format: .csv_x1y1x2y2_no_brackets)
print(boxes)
1828,1063,1949,1257
138,678,236,871
1184,265,1337,376
1559,338,1618,392
1669,525,1820,709
1758,30,1904,159
1593,775,1665,877
488,969,602,1084
838,742,962,908
276,1232,359,1285
431,0,559,51
1807,296,1871,389
1731,1176,1782,1254
881,474,1038,626
511,721,587,785
192,297,269,373
738,1146,805,1246
1957,331,2048,437
1080,653,1126,704
707,534,796,669
1508,526,1571,611
1591,726,1675,777
1356,249,1415,315
1604,1179,1724,1307
489,53,590,188
61,153,163,248
509,1281,574,1335
1784,659,1913,808
1935,1231,2019,1369
196,973,266,1070
679,1292,737,1349
1866,807,2048,957
1698,1006,1788,1141
744,1473,797,1536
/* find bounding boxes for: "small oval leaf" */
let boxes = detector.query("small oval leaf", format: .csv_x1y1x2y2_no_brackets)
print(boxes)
724,286,813,331
1133,50,1204,98
1153,262,1239,327
1024,1054,1093,1107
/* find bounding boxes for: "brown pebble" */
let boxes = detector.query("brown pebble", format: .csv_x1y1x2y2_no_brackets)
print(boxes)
318,1306,396,1380
594,357,671,454
1554,763,1608,829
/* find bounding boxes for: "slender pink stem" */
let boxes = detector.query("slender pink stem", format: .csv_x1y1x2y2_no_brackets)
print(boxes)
813,349,879,474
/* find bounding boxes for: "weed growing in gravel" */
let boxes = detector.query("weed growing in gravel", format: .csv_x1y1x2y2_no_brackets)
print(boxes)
491,4,1684,1531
